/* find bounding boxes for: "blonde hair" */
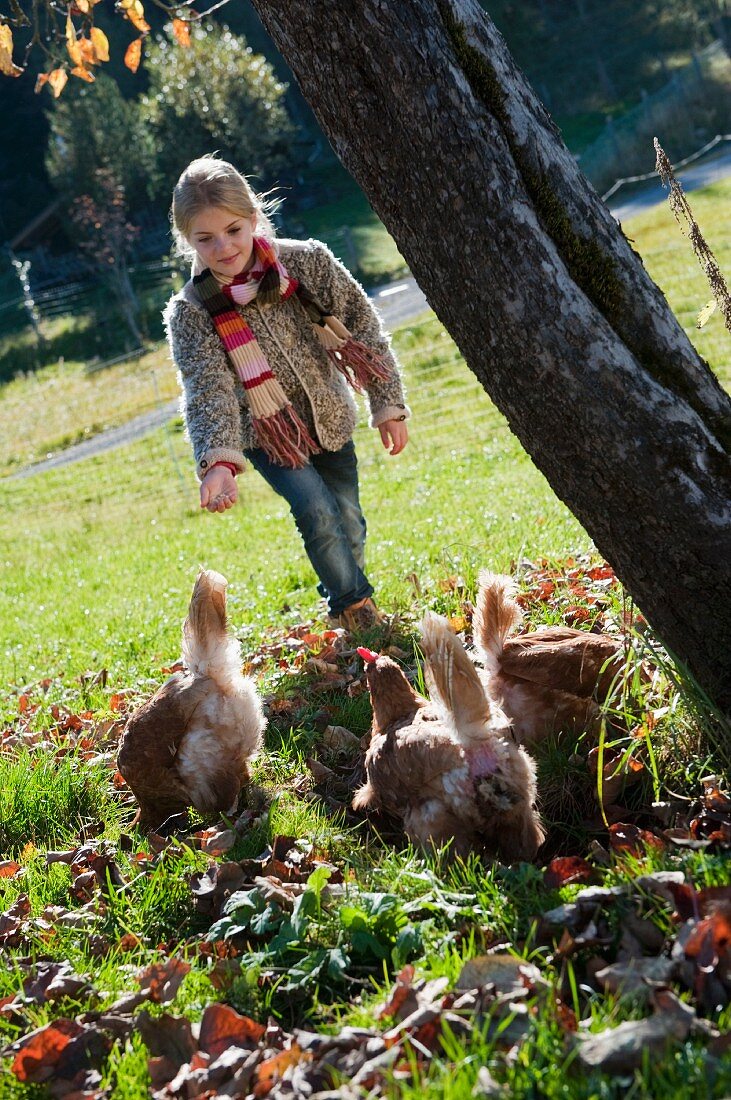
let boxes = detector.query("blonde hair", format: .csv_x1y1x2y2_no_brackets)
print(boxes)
171,155,278,258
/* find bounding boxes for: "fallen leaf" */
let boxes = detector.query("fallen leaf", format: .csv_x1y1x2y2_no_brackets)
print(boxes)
609,822,666,856
456,953,541,994
544,856,593,889
576,1006,692,1072
306,758,335,783
137,958,191,1004
595,957,674,999
253,1044,308,1096
11,1018,109,1085
136,1009,196,1072
198,1002,265,1060
320,724,361,755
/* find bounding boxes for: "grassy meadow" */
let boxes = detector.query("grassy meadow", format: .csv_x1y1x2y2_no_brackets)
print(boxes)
0,183,729,1097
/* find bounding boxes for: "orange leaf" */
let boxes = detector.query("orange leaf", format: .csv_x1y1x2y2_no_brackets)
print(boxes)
12,1019,85,1083
254,1045,308,1096
198,1003,266,1060
172,17,191,47
120,0,151,34
124,36,143,72
0,861,22,878
0,24,23,77
90,26,109,62
65,14,83,67
70,64,95,82
544,856,593,889
76,37,97,65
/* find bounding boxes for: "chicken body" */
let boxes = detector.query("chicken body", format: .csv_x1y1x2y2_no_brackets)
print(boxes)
473,571,624,746
352,614,544,862
117,570,265,830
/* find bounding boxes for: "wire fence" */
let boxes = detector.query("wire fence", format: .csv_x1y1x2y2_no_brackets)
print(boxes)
578,41,731,194
0,315,513,540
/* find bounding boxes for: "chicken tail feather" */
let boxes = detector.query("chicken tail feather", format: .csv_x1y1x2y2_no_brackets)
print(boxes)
420,611,495,744
352,779,379,812
473,571,523,674
182,569,241,684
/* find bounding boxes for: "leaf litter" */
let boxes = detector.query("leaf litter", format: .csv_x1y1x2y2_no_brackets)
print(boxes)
1,558,730,1094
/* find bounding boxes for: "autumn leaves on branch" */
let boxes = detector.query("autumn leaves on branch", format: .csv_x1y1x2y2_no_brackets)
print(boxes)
0,0,196,94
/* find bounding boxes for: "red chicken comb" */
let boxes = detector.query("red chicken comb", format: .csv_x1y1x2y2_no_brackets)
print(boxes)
357,646,380,664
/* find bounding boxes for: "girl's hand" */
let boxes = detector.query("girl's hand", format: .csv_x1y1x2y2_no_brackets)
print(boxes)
200,466,238,513
378,419,409,455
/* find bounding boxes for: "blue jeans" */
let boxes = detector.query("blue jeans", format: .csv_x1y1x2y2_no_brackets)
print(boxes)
246,440,374,616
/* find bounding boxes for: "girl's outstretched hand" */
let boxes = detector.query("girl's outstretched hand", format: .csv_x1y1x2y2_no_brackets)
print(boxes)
378,419,409,456
200,466,238,513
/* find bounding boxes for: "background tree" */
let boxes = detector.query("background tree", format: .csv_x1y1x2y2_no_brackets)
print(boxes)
248,0,731,712
46,73,156,216
70,168,143,347
140,23,297,197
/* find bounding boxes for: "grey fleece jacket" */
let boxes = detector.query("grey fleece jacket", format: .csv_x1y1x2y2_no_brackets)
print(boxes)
163,237,410,480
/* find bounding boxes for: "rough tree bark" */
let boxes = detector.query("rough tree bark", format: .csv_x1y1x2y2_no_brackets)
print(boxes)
251,0,731,711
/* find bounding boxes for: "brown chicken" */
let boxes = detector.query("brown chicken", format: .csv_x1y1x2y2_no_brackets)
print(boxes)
473,571,625,746
352,613,544,862
117,570,265,831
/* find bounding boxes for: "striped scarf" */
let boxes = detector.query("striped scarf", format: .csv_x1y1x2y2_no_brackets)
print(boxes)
193,237,393,468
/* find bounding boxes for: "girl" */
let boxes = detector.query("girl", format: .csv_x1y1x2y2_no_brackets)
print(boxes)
164,156,410,631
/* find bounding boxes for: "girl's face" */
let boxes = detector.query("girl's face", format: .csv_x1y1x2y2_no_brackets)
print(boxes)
187,206,257,280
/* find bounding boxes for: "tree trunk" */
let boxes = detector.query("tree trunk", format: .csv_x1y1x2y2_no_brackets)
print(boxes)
251,0,731,711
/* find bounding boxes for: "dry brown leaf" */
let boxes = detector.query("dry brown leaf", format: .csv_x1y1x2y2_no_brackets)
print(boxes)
198,1002,265,1060
544,856,593,890
577,997,693,1073
609,822,666,856
253,1044,308,1096
456,953,541,994
594,957,674,999
320,724,361,755
196,826,236,856
137,958,191,1004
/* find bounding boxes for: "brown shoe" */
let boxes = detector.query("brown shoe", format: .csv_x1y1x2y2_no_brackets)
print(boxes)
338,597,385,633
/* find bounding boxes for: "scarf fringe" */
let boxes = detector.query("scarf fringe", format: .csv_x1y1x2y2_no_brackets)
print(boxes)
327,338,393,393
253,405,321,469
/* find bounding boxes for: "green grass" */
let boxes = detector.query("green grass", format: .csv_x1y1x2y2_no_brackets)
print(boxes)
0,337,583,691
0,183,729,1097
293,183,408,284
